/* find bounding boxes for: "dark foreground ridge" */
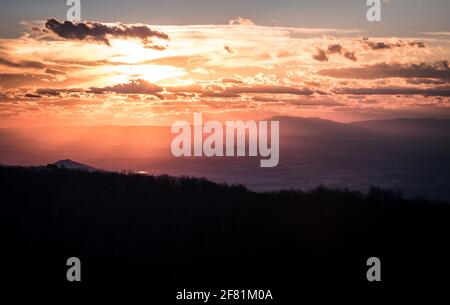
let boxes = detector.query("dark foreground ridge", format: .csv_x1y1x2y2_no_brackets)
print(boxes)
1,165,449,297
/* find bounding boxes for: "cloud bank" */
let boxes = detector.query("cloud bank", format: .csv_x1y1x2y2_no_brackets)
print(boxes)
45,19,169,49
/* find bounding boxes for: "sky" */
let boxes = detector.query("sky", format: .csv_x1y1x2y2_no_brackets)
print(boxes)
0,0,450,127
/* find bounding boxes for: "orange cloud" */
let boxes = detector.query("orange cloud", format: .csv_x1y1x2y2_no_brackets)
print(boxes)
0,18,449,126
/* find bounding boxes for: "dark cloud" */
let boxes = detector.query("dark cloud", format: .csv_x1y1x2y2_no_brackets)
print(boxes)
45,19,169,49
44,68,66,76
312,48,328,62
24,93,42,99
319,61,450,81
343,51,357,61
201,85,315,98
89,79,163,96
334,86,450,97
362,37,426,50
0,73,56,88
201,91,240,98
252,96,344,106
221,78,243,84
327,44,343,54
312,44,357,62
224,46,234,54
406,78,446,85
0,58,46,69
358,99,379,104
33,88,84,97
0,58,67,78
313,38,426,63
165,83,314,98
36,88,61,96
224,85,314,96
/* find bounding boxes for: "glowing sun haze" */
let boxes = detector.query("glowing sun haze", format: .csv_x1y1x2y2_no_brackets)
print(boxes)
0,1,450,127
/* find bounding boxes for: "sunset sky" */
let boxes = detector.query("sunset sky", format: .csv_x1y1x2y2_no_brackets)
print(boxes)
1,0,450,127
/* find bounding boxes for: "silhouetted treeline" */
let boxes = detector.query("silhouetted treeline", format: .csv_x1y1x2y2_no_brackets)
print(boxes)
1,165,449,296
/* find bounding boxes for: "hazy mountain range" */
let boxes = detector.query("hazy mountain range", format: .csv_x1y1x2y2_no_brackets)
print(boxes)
1,117,450,200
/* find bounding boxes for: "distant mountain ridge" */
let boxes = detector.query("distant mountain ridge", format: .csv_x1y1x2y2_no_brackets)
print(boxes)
267,116,450,137
50,159,98,172
350,118,450,136
269,116,377,137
